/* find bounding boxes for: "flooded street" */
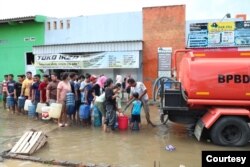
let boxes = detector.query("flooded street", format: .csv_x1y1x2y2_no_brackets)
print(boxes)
0,105,249,167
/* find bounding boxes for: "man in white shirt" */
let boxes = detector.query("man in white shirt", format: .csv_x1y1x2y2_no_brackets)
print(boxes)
127,78,155,127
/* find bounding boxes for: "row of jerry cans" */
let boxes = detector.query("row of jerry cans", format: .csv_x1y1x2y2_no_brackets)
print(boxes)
79,105,134,129
6,96,36,117
6,96,27,108
79,105,102,127
23,99,62,120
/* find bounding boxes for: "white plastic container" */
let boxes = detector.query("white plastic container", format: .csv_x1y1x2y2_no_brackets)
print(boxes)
24,99,32,111
41,106,51,120
49,103,62,118
36,103,47,113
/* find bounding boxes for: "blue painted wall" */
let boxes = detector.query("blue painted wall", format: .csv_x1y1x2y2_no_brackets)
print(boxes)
45,12,142,44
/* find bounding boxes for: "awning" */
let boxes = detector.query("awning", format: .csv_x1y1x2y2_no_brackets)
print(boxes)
33,40,143,54
0,15,46,24
34,51,140,69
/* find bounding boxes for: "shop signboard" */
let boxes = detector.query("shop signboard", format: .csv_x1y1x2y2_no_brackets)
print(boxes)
35,51,139,69
188,23,208,47
207,22,235,47
235,21,250,45
187,20,250,48
158,47,172,77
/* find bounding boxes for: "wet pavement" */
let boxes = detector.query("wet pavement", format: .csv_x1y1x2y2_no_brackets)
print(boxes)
0,105,249,167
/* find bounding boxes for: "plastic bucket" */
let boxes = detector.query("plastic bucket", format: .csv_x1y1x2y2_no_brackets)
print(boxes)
66,105,75,115
118,115,129,130
66,92,75,106
18,96,26,108
79,104,90,120
7,96,14,107
36,103,47,113
28,104,36,117
49,103,62,118
41,106,51,120
24,99,32,111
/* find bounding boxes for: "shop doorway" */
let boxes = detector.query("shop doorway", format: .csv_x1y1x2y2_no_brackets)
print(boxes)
25,52,36,75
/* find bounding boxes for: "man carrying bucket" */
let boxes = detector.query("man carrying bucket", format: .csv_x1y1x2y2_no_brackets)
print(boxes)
2,74,8,110
46,73,59,105
127,78,155,127
6,74,16,113
21,71,33,100
31,74,41,118
39,74,49,103
14,75,24,114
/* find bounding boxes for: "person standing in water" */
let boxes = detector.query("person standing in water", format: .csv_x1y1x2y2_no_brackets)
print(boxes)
14,75,24,114
130,92,142,130
2,74,8,110
46,73,60,105
104,78,119,132
127,78,155,127
21,71,33,100
57,72,72,127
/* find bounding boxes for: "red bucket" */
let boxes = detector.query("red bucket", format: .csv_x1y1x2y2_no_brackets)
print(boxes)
118,115,129,130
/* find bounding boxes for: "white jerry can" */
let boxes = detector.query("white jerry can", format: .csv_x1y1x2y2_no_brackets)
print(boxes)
49,103,62,119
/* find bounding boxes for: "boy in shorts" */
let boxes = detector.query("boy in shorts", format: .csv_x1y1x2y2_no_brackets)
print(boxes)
130,92,142,130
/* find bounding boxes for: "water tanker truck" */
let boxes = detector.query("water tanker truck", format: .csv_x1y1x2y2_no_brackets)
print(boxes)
156,48,250,146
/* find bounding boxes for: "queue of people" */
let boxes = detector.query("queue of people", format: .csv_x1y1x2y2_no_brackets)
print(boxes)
1,71,152,131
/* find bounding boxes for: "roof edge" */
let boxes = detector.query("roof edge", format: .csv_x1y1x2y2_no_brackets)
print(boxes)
33,40,143,47
0,15,46,24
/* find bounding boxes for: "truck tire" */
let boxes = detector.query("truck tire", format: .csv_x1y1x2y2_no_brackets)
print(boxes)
210,116,250,146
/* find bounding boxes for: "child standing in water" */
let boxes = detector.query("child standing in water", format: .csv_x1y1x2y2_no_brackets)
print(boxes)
130,92,142,130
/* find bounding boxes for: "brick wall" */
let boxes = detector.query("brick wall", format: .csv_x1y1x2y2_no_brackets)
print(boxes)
142,5,186,98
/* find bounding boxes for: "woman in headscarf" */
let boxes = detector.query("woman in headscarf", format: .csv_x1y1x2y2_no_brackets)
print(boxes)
96,75,107,93
115,75,123,85
94,75,107,127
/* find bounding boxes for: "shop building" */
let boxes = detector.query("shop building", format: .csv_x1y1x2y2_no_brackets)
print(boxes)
0,6,186,98
33,5,186,97
33,12,143,80
0,15,46,78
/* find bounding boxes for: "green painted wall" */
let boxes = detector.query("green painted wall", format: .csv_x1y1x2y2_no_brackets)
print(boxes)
0,18,45,81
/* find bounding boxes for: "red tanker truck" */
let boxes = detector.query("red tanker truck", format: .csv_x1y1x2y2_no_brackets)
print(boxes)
158,47,250,146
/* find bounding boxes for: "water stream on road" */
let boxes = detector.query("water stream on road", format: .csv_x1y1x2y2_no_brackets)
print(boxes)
0,106,249,167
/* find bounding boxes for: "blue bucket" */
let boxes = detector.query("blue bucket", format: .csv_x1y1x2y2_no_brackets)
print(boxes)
18,96,26,108
79,104,90,120
66,105,75,115
28,104,36,117
66,92,75,106
7,96,14,107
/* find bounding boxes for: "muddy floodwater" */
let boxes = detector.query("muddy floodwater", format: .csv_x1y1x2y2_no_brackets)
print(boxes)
0,105,249,167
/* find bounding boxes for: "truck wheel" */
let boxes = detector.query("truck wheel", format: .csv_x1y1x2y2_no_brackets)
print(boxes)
211,117,250,146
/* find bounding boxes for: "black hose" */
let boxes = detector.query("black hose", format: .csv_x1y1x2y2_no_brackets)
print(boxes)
153,77,188,102
152,77,168,101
